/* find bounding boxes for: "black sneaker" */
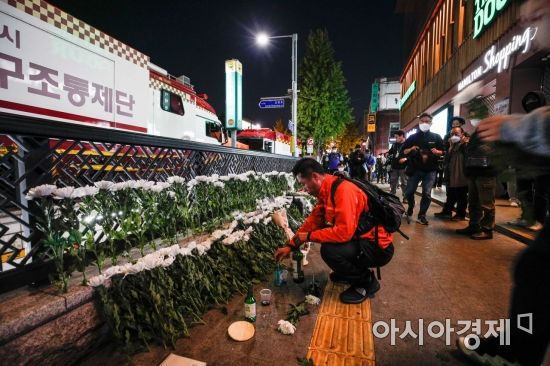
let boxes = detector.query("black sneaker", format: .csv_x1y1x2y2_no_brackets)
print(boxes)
417,215,429,225
329,272,352,284
339,286,369,304
434,211,452,219
457,336,520,366
456,226,481,235
406,207,414,216
451,215,466,221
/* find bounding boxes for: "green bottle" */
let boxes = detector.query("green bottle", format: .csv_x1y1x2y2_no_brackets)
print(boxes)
292,248,305,283
244,285,256,322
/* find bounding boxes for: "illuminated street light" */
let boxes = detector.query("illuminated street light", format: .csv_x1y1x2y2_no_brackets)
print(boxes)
256,33,269,47
255,32,299,157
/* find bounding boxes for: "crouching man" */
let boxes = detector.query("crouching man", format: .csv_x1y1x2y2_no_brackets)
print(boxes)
274,158,394,304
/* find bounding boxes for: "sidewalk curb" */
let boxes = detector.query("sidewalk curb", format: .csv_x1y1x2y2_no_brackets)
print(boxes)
416,191,534,245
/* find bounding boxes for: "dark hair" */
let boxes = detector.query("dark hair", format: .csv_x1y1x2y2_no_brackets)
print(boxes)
354,144,361,149
418,112,432,120
452,126,464,133
451,116,466,125
394,130,405,137
292,158,325,178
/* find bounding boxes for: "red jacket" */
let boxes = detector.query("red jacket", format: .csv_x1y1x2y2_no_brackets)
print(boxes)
293,175,393,248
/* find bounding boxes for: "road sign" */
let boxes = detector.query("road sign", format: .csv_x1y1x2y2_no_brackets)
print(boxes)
258,99,285,109
366,113,376,133
307,137,314,145
306,145,313,154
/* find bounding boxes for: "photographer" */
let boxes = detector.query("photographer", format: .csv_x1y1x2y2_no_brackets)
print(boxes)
402,113,444,225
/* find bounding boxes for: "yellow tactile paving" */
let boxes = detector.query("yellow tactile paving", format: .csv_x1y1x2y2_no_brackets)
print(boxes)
307,282,376,365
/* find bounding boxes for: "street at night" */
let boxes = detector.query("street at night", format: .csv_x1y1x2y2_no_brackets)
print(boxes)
0,1,549,366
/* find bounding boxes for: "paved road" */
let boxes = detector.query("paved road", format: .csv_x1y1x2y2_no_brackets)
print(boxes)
371,187,526,366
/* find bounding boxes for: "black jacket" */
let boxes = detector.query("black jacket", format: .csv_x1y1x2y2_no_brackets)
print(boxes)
464,132,497,177
403,131,444,172
387,142,406,169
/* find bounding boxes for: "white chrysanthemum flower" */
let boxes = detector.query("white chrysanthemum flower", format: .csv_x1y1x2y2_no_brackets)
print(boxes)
277,320,296,335
167,176,186,184
88,274,107,287
94,181,113,190
305,295,321,305
25,184,58,200
103,265,123,278
219,175,231,182
53,187,75,199
161,255,176,268
213,181,225,188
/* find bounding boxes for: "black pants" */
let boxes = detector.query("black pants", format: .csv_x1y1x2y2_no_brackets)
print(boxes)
320,239,394,286
509,215,550,365
442,186,468,217
350,165,366,180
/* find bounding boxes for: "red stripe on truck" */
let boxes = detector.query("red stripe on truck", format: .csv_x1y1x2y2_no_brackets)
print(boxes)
0,100,148,133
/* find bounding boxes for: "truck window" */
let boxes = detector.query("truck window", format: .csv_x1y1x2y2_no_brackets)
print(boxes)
206,121,222,142
160,89,185,116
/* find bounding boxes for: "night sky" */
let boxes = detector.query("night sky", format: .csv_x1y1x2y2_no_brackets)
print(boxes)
48,0,404,128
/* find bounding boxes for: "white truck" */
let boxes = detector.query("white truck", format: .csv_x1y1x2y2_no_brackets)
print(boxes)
0,0,223,144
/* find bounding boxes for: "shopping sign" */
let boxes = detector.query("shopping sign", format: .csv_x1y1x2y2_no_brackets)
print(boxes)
458,27,537,91
473,0,510,39
0,4,149,129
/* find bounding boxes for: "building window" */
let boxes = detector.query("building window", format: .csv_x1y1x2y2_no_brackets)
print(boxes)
388,122,401,143
160,89,185,116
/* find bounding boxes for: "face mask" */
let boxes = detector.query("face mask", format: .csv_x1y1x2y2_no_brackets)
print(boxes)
470,119,481,128
450,135,461,143
419,123,431,132
338,167,345,172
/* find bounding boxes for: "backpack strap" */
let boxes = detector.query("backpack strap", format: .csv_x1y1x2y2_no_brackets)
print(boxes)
330,177,345,211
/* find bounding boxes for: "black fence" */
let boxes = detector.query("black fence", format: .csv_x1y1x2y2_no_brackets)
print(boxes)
0,113,297,293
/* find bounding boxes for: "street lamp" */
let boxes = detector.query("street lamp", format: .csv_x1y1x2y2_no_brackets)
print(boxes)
255,32,299,157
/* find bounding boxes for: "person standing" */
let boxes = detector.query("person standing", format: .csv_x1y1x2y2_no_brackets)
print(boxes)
455,120,497,240
376,153,386,184
349,144,366,179
387,130,408,202
402,113,444,225
327,147,343,174
434,126,468,220
364,150,376,182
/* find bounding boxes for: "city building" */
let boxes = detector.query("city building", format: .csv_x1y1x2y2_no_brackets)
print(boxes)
367,77,401,155
398,0,549,137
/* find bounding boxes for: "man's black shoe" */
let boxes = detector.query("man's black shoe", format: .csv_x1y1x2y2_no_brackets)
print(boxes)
339,286,369,304
451,215,466,221
417,215,429,225
406,207,414,216
329,272,351,284
434,211,452,219
456,226,480,235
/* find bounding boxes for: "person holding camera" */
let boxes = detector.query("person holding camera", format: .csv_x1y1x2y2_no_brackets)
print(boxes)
402,113,444,225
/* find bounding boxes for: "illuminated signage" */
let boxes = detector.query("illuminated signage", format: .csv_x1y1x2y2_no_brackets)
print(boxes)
399,80,416,109
370,81,379,112
225,59,243,130
458,27,537,91
474,0,510,39
405,128,418,139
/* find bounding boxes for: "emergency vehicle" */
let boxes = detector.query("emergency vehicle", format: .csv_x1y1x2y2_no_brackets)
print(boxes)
237,129,299,156
0,0,223,144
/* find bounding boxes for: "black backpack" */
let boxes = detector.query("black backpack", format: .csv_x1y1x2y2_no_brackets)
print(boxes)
330,177,409,279
330,177,408,237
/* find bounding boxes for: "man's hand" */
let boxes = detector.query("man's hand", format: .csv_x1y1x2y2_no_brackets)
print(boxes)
274,246,292,261
477,115,507,142
398,157,407,164
430,148,443,156
404,145,419,155
294,232,308,244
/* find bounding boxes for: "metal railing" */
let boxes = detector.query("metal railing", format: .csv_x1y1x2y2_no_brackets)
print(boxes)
0,113,297,293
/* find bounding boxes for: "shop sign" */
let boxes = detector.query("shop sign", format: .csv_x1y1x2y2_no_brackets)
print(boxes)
399,80,416,109
458,27,537,91
406,128,418,139
474,0,510,39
